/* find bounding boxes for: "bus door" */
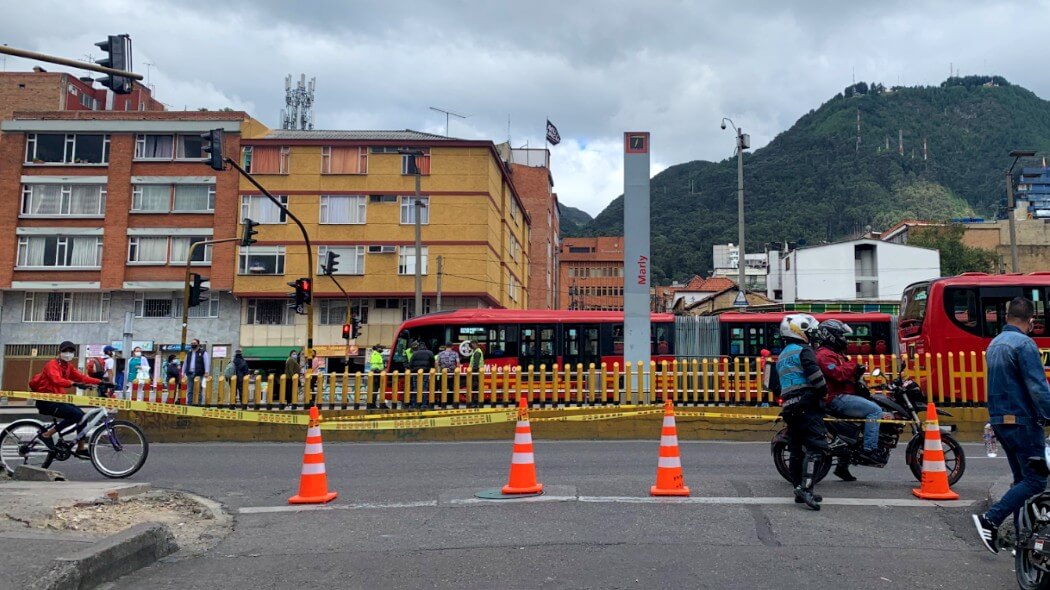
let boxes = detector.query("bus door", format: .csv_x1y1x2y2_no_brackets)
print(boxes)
519,325,557,372
563,324,600,370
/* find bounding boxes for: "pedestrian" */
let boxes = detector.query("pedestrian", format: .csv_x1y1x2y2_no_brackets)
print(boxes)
232,350,250,407
407,341,436,409
126,346,151,401
468,340,485,406
973,297,1050,554
102,345,118,398
164,355,181,402
183,339,210,405
369,345,385,408
771,314,828,510
283,349,301,408
437,342,459,407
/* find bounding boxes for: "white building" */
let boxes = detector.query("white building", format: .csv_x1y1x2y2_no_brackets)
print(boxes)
766,239,940,303
712,243,768,291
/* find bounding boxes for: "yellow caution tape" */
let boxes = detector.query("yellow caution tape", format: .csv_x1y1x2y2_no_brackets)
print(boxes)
321,410,519,431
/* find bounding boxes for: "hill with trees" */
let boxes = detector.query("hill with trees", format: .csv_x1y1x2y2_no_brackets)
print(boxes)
577,76,1050,283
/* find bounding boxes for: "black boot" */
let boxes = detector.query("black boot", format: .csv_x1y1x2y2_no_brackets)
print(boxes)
834,461,857,482
795,452,824,510
794,486,822,510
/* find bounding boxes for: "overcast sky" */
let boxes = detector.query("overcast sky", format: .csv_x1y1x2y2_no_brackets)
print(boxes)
4,0,1049,216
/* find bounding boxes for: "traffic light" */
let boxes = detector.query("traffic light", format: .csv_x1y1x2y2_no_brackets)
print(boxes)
287,278,312,314
94,34,133,94
189,273,208,307
323,250,340,275
201,129,224,171
241,218,259,247
341,323,351,341
352,314,361,339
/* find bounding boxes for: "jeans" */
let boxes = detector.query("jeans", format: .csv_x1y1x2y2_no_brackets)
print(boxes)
35,401,86,439
408,374,430,408
186,375,205,405
829,394,883,451
986,424,1048,527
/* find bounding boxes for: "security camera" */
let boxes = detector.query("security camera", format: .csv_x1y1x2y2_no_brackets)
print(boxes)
720,121,727,130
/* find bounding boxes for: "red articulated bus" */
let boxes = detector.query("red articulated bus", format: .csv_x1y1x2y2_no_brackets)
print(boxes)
715,312,896,358
387,309,677,372
899,272,1050,402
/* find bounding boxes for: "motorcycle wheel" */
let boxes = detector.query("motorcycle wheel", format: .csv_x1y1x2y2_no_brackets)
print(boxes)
905,432,966,486
1017,499,1050,590
772,431,832,485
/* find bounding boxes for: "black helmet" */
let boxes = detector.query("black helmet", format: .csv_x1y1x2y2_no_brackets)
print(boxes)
817,319,853,352
59,340,76,353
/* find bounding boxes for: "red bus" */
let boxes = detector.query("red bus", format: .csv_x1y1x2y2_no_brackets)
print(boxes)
388,309,676,371
899,273,1050,361
715,312,896,358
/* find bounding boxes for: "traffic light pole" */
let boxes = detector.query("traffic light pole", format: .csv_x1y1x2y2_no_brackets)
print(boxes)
325,272,355,365
224,157,316,361
0,45,142,81
179,237,239,367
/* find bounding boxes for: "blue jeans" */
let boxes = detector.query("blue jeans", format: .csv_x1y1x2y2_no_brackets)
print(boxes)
829,394,882,451
409,374,430,408
987,424,1047,527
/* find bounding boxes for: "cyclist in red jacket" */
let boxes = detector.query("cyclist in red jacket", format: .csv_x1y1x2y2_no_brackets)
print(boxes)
29,341,101,457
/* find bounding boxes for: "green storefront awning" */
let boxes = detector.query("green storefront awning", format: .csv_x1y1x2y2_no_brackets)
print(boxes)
241,346,299,361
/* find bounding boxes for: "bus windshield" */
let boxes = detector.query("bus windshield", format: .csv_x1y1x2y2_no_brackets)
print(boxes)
899,283,929,337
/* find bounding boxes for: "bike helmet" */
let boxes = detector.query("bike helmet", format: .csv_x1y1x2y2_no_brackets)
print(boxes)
779,314,819,343
817,319,853,353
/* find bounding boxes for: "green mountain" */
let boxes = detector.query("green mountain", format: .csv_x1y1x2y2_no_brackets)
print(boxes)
581,76,1050,283
558,203,593,236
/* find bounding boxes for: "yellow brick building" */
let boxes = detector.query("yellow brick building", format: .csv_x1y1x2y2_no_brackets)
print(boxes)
234,123,530,369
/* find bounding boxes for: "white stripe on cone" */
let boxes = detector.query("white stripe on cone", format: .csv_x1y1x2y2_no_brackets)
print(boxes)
307,427,321,437
514,432,533,445
663,417,675,428
516,421,529,428
924,438,944,452
304,443,323,454
301,462,327,475
925,423,939,433
660,435,679,447
511,452,535,464
923,459,946,473
657,456,681,469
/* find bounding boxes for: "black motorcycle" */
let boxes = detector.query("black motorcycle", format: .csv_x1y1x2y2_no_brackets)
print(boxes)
771,368,966,485
1015,449,1050,589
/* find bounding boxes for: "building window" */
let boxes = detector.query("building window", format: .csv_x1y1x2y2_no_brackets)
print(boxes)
398,246,428,275
400,298,432,321
399,196,429,224
78,92,98,110
510,199,522,225
17,236,102,268
134,291,219,319
400,150,431,175
369,194,397,203
321,146,368,174
568,246,592,254
26,133,109,164
21,184,106,217
127,236,169,264
318,299,369,325
172,185,216,212
23,292,109,323
240,195,288,224
319,195,366,224
238,246,286,275
246,146,289,174
374,298,399,309
317,245,365,275
176,134,205,159
509,234,521,262
246,299,290,325
170,237,213,263
132,184,172,212
134,134,174,159
508,274,520,301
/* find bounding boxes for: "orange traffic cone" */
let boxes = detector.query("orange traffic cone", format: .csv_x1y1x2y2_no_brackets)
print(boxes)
651,398,690,496
912,402,959,501
501,397,543,495
289,406,338,505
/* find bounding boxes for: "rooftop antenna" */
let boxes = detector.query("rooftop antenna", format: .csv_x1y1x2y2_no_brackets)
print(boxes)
429,106,467,137
281,74,316,130
144,61,155,93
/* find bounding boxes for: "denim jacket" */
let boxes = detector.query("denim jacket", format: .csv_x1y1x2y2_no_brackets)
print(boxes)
986,325,1050,427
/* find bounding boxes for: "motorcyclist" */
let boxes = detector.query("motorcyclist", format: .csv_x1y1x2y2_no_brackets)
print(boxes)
28,341,103,457
771,314,829,510
815,319,888,480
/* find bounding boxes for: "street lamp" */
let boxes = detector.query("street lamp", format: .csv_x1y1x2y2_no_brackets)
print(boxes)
1006,149,1037,273
399,149,426,317
721,118,750,306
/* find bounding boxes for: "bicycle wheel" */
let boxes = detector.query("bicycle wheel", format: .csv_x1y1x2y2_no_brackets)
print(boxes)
0,419,53,474
89,420,149,479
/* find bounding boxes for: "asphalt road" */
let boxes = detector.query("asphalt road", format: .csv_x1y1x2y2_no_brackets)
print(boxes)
49,439,1015,589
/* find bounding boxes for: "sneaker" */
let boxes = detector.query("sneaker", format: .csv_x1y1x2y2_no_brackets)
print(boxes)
794,486,822,510
859,448,888,466
972,513,999,554
73,449,91,460
794,491,823,504
37,434,57,452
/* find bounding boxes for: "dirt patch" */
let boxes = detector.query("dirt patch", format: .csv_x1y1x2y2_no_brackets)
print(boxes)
39,490,231,554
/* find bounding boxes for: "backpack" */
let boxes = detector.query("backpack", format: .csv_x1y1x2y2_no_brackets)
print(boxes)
223,362,236,379
28,371,45,392
86,356,105,379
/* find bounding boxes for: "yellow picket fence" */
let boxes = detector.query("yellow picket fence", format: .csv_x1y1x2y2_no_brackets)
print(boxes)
99,351,1016,410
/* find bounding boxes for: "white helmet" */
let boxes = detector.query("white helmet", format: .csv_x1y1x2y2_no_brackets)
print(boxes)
780,314,820,343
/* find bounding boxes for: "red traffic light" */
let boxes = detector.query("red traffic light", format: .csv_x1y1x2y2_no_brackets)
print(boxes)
341,323,351,340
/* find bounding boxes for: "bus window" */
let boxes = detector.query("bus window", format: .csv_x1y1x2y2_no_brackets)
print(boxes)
611,325,625,355
652,323,673,355
944,287,981,336
728,326,744,356
1026,287,1047,337
767,326,784,355
900,283,929,336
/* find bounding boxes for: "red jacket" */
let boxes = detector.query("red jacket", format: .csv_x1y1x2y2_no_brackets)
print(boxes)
815,346,858,401
29,358,100,394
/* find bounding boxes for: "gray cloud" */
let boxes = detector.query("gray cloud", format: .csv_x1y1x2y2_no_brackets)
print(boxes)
4,0,1049,215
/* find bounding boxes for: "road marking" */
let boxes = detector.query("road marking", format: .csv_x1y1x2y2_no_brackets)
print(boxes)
239,495,975,514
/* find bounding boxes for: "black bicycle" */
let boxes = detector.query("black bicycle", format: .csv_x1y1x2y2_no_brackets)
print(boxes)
0,383,149,478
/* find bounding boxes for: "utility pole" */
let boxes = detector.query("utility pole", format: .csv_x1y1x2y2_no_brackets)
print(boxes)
722,118,750,307
398,149,426,317
436,255,443,311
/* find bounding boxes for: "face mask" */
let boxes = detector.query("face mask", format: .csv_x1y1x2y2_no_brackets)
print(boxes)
59,352,74,362
291,354,298,360
191,344,199,349
134,351,142,357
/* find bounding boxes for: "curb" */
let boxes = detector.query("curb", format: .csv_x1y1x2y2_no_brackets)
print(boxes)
31,522,177,590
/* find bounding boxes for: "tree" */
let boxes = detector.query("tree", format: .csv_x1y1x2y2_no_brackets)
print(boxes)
907,224,996,275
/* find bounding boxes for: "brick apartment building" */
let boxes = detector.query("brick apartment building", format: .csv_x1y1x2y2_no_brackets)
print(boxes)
558,236,625,310
0,109,246,388
501,145,560,310
0,69,163,121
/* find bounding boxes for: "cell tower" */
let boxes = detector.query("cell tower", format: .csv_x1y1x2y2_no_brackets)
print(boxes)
281,74,316,130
